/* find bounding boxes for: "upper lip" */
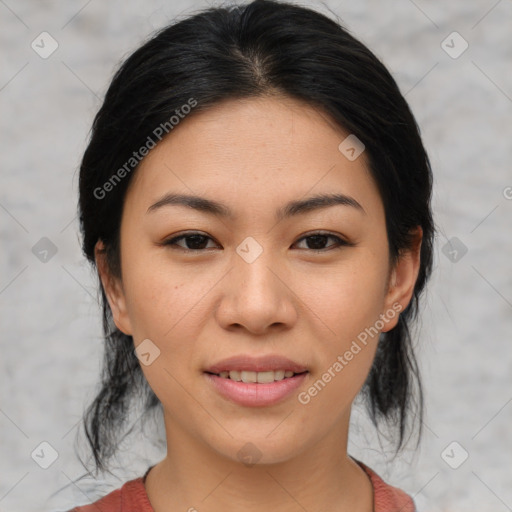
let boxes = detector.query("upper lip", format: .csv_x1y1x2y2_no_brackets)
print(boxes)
205,355,308,374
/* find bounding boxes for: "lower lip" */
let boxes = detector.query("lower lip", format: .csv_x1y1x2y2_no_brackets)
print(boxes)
205,372,308,407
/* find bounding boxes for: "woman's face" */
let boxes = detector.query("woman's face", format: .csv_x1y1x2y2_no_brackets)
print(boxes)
97,96,420,465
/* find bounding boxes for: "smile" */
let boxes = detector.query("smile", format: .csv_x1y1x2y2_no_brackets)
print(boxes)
211,370,306,383
204,371,309,407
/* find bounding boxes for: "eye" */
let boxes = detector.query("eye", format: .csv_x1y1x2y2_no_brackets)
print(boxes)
293,232,351,252
162,232,219,252
161,231,351,253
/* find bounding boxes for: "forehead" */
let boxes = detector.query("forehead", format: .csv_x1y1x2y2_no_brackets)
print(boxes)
123,95,380,220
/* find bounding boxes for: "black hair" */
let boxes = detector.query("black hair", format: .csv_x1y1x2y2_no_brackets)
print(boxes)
77,0,434,475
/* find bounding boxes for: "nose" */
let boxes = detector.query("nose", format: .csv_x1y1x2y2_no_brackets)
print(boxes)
215,247,298,335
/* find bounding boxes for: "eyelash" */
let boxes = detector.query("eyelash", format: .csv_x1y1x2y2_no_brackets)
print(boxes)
161,231,352,254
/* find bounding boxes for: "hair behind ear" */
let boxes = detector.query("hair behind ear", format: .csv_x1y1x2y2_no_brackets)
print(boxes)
362,314,423,451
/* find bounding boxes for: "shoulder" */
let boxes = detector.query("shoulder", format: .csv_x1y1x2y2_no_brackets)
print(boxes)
65,476,153,512
357,461,417,512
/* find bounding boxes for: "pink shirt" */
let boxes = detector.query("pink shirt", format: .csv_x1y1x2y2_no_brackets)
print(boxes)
68,462,416,512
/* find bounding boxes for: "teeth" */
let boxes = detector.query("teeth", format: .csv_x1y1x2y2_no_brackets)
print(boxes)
229,370,241,381
217,370,299,382
241,371,257,383
257,371,275,383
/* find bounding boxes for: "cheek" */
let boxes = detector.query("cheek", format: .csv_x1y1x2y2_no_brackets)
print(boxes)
295,251,388,394
121,262,207,403
299,253,389,340
295,283,384,418
296,346,376,429
121,249,205,340
120,253,222,395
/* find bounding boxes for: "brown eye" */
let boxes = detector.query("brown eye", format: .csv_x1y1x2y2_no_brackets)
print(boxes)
294,232,350,252
163,232,219,252
162,231,351,254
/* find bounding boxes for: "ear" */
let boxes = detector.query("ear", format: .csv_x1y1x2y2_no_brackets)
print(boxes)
94,240,133,336
382,227,423,332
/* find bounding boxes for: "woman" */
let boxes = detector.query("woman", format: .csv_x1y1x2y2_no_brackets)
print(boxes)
69,0,434,510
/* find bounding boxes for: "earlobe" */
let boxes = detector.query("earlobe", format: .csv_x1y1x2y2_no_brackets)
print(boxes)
382,227,423,332
94,240,133,336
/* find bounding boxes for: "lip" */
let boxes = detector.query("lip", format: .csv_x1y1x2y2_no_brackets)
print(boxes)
205,372,308,407
204,354,308,374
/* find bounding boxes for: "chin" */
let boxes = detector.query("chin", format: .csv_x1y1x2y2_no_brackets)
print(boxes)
206,429,309,467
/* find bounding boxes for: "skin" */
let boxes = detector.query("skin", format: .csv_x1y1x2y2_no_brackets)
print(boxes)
95,95,422,512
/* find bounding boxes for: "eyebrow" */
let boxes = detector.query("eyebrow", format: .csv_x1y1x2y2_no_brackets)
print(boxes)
146,192,365,220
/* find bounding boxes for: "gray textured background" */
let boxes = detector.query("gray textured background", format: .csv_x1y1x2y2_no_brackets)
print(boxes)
1,1,511,511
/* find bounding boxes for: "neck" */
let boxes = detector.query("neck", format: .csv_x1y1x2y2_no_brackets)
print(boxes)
144,413,373,512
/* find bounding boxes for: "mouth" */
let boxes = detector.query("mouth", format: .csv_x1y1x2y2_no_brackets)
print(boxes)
205,369,308,383
204,354,308,375
204,354,309,406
